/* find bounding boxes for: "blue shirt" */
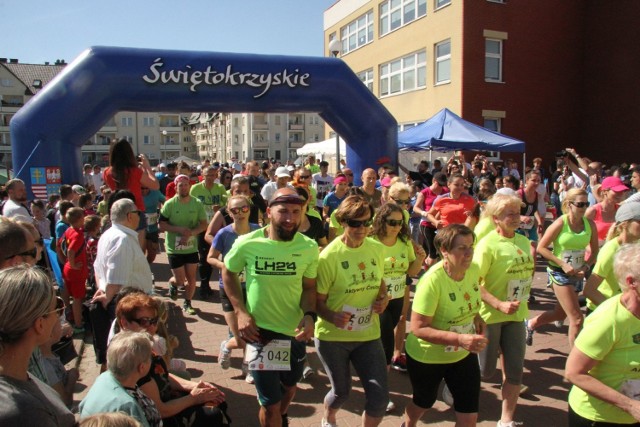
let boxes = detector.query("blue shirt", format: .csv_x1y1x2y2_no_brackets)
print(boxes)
323,192,346,217
213,223,260,288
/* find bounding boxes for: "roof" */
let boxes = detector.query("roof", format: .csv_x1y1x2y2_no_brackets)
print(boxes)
1,62,65,95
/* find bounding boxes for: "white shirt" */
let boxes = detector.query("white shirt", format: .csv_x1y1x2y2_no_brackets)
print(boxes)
94,223,153,294
312,173,334,208
2,199,32,223
91,172,104,190
260,181,295,202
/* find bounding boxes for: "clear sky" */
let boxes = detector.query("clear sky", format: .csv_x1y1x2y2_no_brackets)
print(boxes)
2,0,336,64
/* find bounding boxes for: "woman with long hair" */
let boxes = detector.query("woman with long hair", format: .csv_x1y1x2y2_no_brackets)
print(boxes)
103,138,159,246
371,203,424,411
526,188,599,348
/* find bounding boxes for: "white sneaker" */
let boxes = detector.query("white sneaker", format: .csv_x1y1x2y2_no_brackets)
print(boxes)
554,320,564,328
321,418,338,427
218,340,231,370
442,383,454,406
245,371,255,384
386,400,396,412
303,365,314,379
497,421,516,427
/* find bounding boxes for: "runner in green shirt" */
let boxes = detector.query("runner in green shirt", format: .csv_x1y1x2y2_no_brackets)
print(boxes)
158,175,208,315
584,202,640,313
566,243,640,425
403,224,487,427
223,188,318,427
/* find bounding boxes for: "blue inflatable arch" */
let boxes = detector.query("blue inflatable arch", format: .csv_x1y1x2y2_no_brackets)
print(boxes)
10,46,397,196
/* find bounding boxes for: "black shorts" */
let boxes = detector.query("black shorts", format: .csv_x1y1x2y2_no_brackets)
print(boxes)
219,287,247,313
145,231,159,243
407,352,480,413
168,252,199,269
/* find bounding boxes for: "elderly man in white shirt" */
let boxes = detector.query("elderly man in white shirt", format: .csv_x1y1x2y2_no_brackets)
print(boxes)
92,198,153,310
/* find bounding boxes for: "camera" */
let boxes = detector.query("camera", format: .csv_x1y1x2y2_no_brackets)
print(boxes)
555,150,568,158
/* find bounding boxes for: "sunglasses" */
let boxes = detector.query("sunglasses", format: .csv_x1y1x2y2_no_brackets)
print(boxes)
229,205,250,215
131,316,160,327
46,296,65,317
130,210,142,216
392,198,411,205
385,219,404,227
344,173,354,177
298,175,311,180
5,246,38,260
345,218,373,228
571,202,589,208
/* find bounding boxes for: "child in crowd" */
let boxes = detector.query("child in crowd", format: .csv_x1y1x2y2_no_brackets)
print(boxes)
62,207,88,334
96,186,111,217
31,199,52,239
55,200,75,311
39,315,79,408
46,193,61,238
84,215,101,297
79,193,96,216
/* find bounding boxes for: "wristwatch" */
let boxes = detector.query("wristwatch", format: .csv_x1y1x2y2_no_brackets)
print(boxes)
304,311,318,322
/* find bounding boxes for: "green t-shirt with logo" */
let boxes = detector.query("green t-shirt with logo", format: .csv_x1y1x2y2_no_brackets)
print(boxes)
569,295,640,424
373,236,416,301
329,211,344,238
315,237,386,342
474,216,496,243
224,228,319,336
473,230,535,324
189,181,228,223
587,238,621,311
405,261,482,364
160,196,207,254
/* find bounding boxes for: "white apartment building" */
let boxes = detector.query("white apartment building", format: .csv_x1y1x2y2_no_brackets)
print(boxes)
191,112,325,164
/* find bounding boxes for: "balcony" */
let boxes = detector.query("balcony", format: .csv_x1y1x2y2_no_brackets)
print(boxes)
288,124,304,130
289,141,305,149
253,122,268,130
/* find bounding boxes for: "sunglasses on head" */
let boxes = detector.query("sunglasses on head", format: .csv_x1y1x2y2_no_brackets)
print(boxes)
385,219,404,227
345,218,373,228
392,198,411,205
5,246,38,260
46,296,65,317
229,205,250,215
131,316,159,327
571,202,589,208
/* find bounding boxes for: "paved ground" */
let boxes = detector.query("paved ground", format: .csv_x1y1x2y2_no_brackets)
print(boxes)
73,252,572,426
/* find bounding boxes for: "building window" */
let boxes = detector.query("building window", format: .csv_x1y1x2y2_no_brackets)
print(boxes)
143,135,155,145
143,117,155,127
435,40,451,84
380,0,427,36
483,118,501,133
0,78,14,87
253,150,268,160
275,133,281,142
487,0,506,3
121,117,133,127
485,39,503,82
275,150,281,160
435,0,451,9
341,10,374,54
380,50,426,97
357,69,374,92
274,115,281,126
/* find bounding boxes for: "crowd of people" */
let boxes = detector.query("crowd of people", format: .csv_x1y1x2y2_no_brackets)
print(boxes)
0,140,639,426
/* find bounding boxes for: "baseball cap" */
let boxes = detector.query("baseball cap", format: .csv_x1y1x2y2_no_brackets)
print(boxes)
174,174,190,184
615,202,640,222
286,165,295,172
275,166,291,178
380,176,393,188
334,175,348,185
211,162,220,169
72,185,87,195
601,176,629,193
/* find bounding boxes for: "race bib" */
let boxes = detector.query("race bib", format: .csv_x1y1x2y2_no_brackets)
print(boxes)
519,216,535,230
343,305,373,331
175,236,196,251
385,275,407,300
445,322,476,352
562,249,585,270
145,212,158,225
620,379,640,401
245,339,291,371
506,278,532,302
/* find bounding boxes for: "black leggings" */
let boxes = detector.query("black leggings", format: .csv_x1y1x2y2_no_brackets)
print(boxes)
164,401,231,427
379,297,405,364
568,406,640,427
420,225,438,259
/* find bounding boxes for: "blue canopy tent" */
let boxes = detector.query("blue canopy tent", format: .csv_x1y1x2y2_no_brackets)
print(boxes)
398,108,526,177
398,108,525,152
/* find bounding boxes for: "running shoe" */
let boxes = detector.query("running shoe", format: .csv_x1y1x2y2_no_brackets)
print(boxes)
218,340,231,370
169,284,178,301
245,370,255,384
182,301,196,315
321,418,338,427
303,365,315,379
391,354,408,372
72,325,85,335
525,319,534,346
386,400,396,412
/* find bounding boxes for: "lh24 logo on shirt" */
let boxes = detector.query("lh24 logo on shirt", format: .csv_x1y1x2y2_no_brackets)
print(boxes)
254,259,297,276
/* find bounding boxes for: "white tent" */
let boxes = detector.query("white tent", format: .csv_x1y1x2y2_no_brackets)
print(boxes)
172,155,198,166
296,138,346,156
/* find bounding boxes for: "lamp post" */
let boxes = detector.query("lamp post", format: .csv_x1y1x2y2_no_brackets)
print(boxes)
328,38,342,173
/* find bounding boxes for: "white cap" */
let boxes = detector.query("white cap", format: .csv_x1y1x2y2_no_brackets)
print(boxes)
275,166,291,178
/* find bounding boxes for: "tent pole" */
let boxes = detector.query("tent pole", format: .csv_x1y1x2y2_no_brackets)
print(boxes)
335,134,341,174
522,152,526,182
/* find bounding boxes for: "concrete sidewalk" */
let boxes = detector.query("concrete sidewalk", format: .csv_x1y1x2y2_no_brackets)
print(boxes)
74,253,571,426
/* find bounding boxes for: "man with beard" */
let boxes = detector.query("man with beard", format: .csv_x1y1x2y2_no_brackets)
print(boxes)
158,162,177,195
2,179,32,222
159,174,208,315
223,187,319,427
